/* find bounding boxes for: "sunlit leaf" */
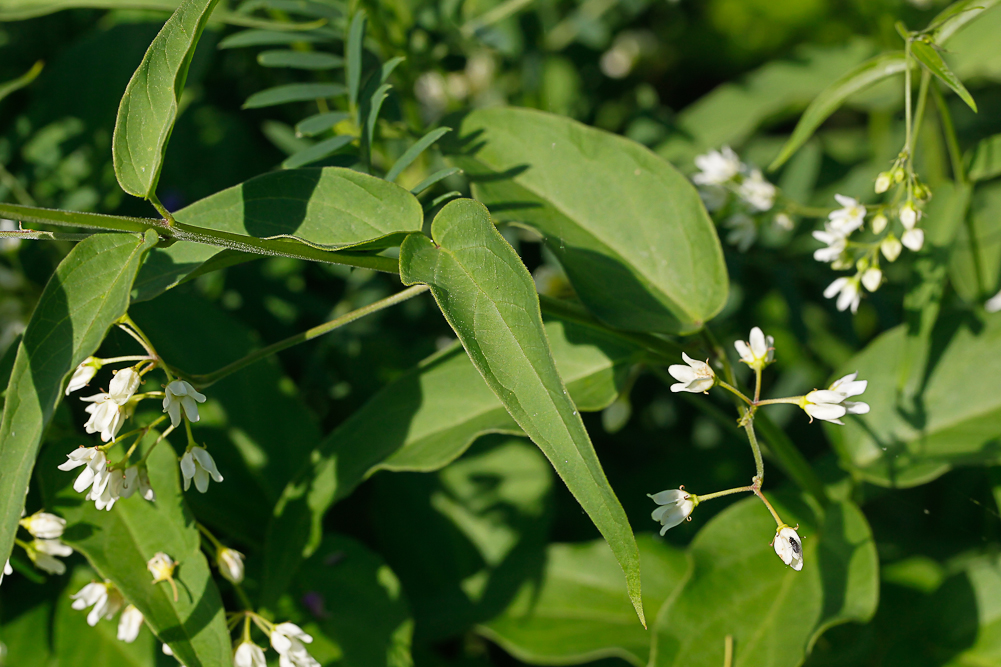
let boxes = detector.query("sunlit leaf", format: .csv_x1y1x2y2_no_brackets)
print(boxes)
911,40,977,112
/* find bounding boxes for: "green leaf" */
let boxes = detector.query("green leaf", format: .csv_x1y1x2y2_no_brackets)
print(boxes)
929,0,1001,43
257,49,344,69
386,127,451,182
346,11,366,108
951,181,1001,302
411,167,461,195
0,577,55,666
399,198,645,625
968,132,1001,182
445,107,727,334
113,0,222,199
239,0,341,20
768,52,910,170
55,566,158,666
364,83,392,157
480,535,689,667
218,28,330,48
281,134,355,169
39,439,231,667
262,315,641,609
295,111,351,137
827,312,1001,488
651,495,878,667
287,534,413,666
0,60,43,104
911,40,977,112
0,0,332,27
242,82,347,109
0,231,157,580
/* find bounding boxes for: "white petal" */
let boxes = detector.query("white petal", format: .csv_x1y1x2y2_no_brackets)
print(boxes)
734,340,752,362
192,448,223,482
824,277,848,299
649,489,686,505
668,364,697,384
845,401,870,415
806,403,848,422
749,327,767,358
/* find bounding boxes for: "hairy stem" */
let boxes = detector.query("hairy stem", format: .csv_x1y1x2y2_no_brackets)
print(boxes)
698,485,754,502
744,420,765,482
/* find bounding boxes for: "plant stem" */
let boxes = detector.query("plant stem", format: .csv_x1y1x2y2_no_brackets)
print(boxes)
753,368,762,403
744,420,765,482
148,193,176,226
0,229,94,241
697,485,754,503
904,38,914,159
932,81,967,185
197,523,223,554
117,323,156,359
100,355,154,365
754,412,830,507
180,284,430,388
138,424,175,465
783,202,833,218
753,396,803,407
717,380,753,406
754,488,784,526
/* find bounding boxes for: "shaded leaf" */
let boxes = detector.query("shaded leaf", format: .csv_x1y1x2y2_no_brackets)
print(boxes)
257,49,344,69
911,40,977,112
0,231,157,580
218,28,331,48
113,0,221,198
445,107,727,334
400,198,645,624
242,82,347,109
0,60,43,104
282,134,355,169
386,127,451,183
968,133,1001,182
346,11,366,108
295,111,352,137
411,167,461,195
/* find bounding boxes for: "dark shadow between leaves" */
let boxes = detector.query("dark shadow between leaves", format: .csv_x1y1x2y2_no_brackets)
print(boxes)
241,168,323,239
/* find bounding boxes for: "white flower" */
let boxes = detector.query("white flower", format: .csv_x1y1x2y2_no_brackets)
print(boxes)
80,394,126,443
117,605,144,643
648,489,697,534
902,227,924,252
871,213,888,234
828,194,866,236
89,467,139,512
881,235,902,262
737,169,776,211
802,371,869,425
899,201,920,229
271,622,320,667
812,227,847,263
875,172,892,194
861,267,882,292
773,525,804,571
234,641,267,667
693,146,742,185
773,212,794,231
180,447,223,493
734,326,774,368
109,368,141,402
163,380,206,428
162,643,174,656
20,511,66,539
986,289,1001,313
26,539,72,575
147,552,175,584
58,447,110,496
2,559,11,585
71,581,123,627
138,467,156,502
724,213,757,252
824,276,861,314
667,353,716,394
65,357,100,395
217,547,245,584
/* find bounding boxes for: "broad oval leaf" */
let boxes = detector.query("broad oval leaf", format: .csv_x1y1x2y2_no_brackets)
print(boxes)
39,439,231,667
445,107,727,334
480,535,689,667
399,198,645,624
911,40,977,112
113,0,221,199
0,231,157,576
651,495,878,667
769,52,910,170
262,315,642,607
827,312,1001,488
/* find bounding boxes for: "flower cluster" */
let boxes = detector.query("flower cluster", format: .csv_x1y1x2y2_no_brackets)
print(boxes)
233,619,322,667
691,146,791,252
0,510,74,585
654,327,870,571
70,580,147,643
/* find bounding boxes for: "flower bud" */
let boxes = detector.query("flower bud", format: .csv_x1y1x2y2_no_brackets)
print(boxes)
899,202,919,230
20,511,66,539
217,547,245,584
874,172,891,194
773,525,804,571
892,166,905,183
870,213,888,234
881,235,902,262
861,267,882,292
902,227,924,252
649,488,698,534
66,357,101,395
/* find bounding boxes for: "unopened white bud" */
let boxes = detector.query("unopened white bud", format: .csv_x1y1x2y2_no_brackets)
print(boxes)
881,235,902,262
874,172,891,194
871,214,888,234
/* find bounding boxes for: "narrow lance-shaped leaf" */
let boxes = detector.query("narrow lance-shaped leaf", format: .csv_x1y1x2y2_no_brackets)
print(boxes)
113,0,221,199
911,40,977,112
0,60,43,104
930,0,1001,42
242,82,347,109
0,231,158,575
386,127,452,182
399,199,646,625
257,49,344,70
39,439,231,667
346,11,366,108
769,52,910,171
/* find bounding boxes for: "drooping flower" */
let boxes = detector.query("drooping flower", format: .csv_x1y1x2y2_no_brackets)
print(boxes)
648,489,698,535
25,539,72,575
693,146,742,185
180,447,224,493
827,194,866,236
80,394,127,443
58,447,110,496
109,368,141,402
65,357,100,395
735,327,774,369
824,276,861,314
163,380,207,428
881,235,903,262
2,559,11,585
812,227,847,264
271,622,320,667
724,213,757,252
117,605,144,643
861,267,882,292
138,467,156,502
737,169,777,211
71,581,123,627
90,467,139,512
234,641,267,667
217,547,245,585
899,201,921,229
801,371,870,425
20,511,66,539
773,524,804,571
147,552,175,583
902,227,924,252
667,353,716,394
